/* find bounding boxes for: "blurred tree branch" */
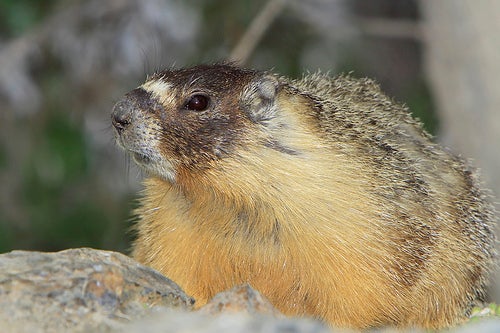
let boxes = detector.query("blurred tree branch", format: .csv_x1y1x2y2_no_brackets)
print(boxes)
228,0,287,65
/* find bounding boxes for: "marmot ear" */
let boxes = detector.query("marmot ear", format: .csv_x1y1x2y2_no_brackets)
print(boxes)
240,75,280,123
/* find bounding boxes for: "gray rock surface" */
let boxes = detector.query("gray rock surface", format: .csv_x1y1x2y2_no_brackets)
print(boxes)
452,319,500,333
120,310,333,333
0,248,193,332
198,283,281,317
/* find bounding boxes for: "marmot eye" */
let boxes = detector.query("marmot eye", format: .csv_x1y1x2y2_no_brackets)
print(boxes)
184,94,210,111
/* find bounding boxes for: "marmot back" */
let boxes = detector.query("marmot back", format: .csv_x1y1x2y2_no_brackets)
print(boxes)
111,64,496,329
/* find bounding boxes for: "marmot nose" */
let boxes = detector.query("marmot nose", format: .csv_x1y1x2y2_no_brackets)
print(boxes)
111,100,133,134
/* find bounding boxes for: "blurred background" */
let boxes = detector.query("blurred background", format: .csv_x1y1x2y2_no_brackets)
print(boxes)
0,0,498,295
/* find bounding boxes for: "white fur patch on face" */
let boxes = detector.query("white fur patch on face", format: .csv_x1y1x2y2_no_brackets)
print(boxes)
141,80,176,106
132,146,177,183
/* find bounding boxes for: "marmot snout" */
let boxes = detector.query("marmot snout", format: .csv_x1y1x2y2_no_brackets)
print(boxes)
112,64,496,329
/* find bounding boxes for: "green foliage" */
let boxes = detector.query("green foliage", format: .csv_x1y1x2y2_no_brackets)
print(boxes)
20,112,92,249
0,0,58,36
470,303,500,321
0,144,11,252
0,223,13,253
0,142,6,169
404,78,439,135
10,108,132,252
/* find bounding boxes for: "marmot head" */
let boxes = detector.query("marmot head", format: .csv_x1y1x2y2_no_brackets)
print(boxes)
111,64,282,182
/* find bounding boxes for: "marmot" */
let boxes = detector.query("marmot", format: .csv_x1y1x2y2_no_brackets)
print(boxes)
111,64,496,329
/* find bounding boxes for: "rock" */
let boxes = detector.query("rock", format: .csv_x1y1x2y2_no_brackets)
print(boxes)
0,248,194,333
120,310,334,333
453,319,500,333
198,284,281,316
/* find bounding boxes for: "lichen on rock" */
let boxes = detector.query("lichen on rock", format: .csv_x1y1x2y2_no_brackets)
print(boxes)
0,248,193,332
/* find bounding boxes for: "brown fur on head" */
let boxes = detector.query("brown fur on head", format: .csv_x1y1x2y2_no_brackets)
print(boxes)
112,64,286,183
111,63,496,329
